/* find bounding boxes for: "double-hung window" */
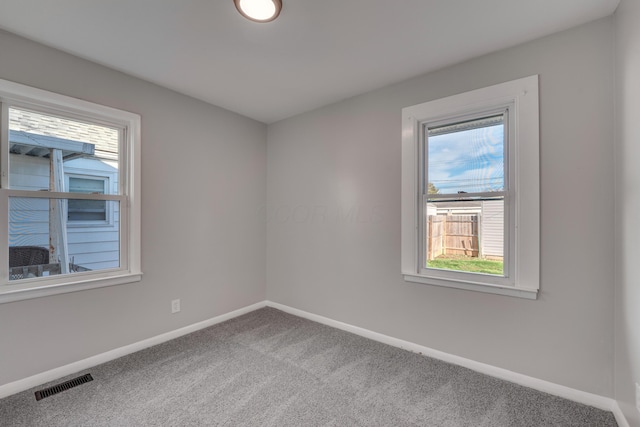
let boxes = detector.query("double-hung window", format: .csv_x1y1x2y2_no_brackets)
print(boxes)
0,79,142,303
401,76,539,299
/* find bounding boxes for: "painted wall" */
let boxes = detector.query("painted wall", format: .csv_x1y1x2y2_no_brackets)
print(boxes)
0,30,267,386
615,0,640,424
267,18,615,396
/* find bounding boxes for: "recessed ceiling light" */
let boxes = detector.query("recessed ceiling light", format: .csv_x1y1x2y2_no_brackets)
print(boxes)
234,0,282,23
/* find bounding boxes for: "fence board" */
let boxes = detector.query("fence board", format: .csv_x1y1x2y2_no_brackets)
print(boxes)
427,214,479,260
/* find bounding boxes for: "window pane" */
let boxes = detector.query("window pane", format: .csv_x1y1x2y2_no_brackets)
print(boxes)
9,197,120,280
425,199,504,276
67,200,107,221
68,177,107,221
68,177,105,193
8,108,119,193
427,115,504,194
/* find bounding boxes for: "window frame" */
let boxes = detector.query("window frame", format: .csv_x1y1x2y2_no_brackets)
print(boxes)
419,107,515,287
401,76,539,299
0,79,142,303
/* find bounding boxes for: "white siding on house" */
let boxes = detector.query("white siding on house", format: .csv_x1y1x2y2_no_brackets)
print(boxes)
480,200,504,259
9,153,120,271
9,198,48,247
8,155,49,191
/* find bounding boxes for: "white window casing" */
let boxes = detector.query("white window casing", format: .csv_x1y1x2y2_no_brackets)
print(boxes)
0,79,142,303
401,75,539,299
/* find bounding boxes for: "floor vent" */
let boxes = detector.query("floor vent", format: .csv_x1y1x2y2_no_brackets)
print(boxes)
35,374,93,401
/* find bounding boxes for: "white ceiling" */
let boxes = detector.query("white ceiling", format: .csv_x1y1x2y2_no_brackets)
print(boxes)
0,0,619,124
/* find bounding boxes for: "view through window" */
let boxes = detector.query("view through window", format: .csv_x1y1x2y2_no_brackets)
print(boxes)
7,107,120,280
424,113,506,276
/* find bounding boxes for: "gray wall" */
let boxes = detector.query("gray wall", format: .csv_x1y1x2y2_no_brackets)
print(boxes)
615,0,640,424
0,30,267,386
267,18,615,396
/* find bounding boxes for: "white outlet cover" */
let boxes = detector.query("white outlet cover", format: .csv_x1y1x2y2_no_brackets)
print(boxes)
171,299,180,313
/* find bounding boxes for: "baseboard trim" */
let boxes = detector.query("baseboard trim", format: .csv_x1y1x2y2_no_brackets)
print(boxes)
266,301,629,426
0,301,266,399
610,401,631,427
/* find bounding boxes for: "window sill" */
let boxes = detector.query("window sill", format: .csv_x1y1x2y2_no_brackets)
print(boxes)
0,272,143,304
403,273,538,300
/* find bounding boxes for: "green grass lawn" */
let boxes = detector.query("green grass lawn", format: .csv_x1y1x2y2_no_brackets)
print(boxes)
428,255,503,275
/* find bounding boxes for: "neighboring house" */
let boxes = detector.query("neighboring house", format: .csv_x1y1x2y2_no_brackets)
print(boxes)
427,200,504,260
8,109,120,273
479,200,504,260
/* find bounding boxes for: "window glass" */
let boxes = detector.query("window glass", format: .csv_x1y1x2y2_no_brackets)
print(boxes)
8,197,120,281
424,199,504,275
68,177,107,221
426,115,504,194
8,107,119,192
424,114,505,276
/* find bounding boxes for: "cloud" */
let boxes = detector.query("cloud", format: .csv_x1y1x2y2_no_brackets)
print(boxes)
428,125,504,193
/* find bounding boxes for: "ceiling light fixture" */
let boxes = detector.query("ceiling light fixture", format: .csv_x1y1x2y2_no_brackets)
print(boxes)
234,0,282,23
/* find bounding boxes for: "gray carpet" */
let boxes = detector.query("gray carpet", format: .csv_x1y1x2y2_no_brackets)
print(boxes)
0,307,617,426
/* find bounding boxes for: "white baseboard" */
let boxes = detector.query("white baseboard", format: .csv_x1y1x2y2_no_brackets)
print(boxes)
0,301,266,399
610,402,631,427
265,301,629,427
0,299,629,427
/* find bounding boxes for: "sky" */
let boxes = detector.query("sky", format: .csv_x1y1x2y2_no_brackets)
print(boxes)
427,124,504,194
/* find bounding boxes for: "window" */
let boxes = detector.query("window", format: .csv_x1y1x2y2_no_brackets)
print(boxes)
67,176,108,221
0,79,141,303
401,76,539,299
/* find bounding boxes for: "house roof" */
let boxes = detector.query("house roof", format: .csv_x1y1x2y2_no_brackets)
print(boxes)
9,130,95,161
9,108,118,161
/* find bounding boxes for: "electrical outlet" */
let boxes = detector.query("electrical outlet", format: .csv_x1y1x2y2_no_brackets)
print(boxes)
171,299,180,314
636,382,640,413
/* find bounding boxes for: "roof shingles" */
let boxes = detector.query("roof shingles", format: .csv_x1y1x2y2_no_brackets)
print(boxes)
9,108,118,160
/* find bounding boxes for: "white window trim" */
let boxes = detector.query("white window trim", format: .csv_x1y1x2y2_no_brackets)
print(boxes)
401,75,539,299
0,79,142,304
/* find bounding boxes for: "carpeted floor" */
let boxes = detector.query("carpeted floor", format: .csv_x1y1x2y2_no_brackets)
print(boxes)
0,307,617,426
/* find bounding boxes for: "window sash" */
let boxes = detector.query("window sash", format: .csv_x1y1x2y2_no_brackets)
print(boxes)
417,108,514,285
0,189,127,283
68,177,106,194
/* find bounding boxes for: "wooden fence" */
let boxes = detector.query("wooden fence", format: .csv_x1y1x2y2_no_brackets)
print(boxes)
427,214,479,260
